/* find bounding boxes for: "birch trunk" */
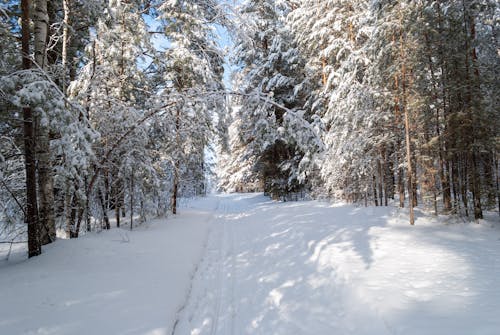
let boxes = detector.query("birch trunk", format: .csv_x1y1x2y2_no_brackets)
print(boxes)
34,0,56,245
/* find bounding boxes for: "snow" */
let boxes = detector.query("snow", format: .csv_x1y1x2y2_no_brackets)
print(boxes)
175,194,500,335
1,193,500,335
0,197,218,335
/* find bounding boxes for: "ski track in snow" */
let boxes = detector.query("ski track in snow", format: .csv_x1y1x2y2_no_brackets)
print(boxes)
1,193,500,335
173,193,500,335
173,194,241,335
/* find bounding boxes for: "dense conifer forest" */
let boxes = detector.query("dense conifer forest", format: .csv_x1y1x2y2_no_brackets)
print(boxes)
0,0,498,256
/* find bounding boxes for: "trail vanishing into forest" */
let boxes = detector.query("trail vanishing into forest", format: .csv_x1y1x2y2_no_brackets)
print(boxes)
1,194,500,334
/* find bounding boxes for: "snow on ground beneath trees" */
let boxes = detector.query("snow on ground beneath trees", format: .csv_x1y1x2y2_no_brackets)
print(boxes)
0,198,217,335
1,193,500,335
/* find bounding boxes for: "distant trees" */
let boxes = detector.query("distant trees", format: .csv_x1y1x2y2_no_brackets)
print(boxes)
158,0,226,213
221,0,499,220
0,0,498,258
222,0,317,199
0,0,227,257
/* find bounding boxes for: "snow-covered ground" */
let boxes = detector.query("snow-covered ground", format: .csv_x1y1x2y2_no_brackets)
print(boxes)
1,193,500,335
0,197,218,335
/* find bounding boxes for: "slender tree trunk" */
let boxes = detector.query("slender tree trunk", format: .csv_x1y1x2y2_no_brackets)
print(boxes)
98,187,110,231
69,193,77,236
495,154,500,216
321,57,327,86
411,153,418,207
22,0,41,257
471,153,483,220
61,0,70,91
460,156,469,217
373,175,378,207
483,153,496,209
172,107,181,214
399,7,414,225
34,0,55,245
377,159,383,206
114,178,121,227
85,177,91,232
130,171,134,230
398,160,405,208
172,168,178,214
463,4,482,220
115,203,120,228
381,147,389,206
451,160,460,212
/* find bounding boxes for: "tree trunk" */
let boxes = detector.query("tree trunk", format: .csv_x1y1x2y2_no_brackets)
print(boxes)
377,159,383,206
373,175,378,207
172,107,181,215
398,161,405,208
399,6,414,225
130,171,134,230
495,154,500,216
61,0,70,90
460,156,469,217
172,169,178,214
471,152,483,220
451,160,460,212
115,204,120,228
34,0,55,245
21,0,41,257
464,4,482,220
98,187,110,230
85,177,91,232
381,147,389,206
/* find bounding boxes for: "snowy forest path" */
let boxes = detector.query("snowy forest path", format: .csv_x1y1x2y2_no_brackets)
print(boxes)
171,193,244,335
171,193,385,335
169,193,500,335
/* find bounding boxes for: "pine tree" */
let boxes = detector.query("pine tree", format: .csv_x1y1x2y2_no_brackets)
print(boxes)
224,0,315,199
157,0,226,213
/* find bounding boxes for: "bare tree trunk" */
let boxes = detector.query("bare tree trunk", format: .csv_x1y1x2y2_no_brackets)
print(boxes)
85,177,91,232
471,153,483,220
172,107,181,214
398,159,405,208
411,153,418,207
399,6,414,225
464,4,482,220
130,171,134,230
115,204,120,228
69,193,77,237
98,187,110,231
34,0,55,245
115,178,121,228
381,147,389,206
377,158,384,206
460,156,469,217
22,0,41,257
373,175,378,207
495,154,500,216
451,160,460,212
172,168,178,214
61,0,70,90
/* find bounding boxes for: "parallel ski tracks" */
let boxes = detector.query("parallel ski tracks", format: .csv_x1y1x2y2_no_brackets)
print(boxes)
172,196,238,335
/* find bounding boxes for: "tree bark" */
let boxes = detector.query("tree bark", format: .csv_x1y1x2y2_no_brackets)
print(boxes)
61,0,71,90
373,175,378,207
22,0,41,257
34,0,56,245
399,5,414,225
172,107,181,214
130,171,134,230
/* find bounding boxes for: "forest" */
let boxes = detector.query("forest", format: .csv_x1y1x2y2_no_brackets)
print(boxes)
0,0,499,259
